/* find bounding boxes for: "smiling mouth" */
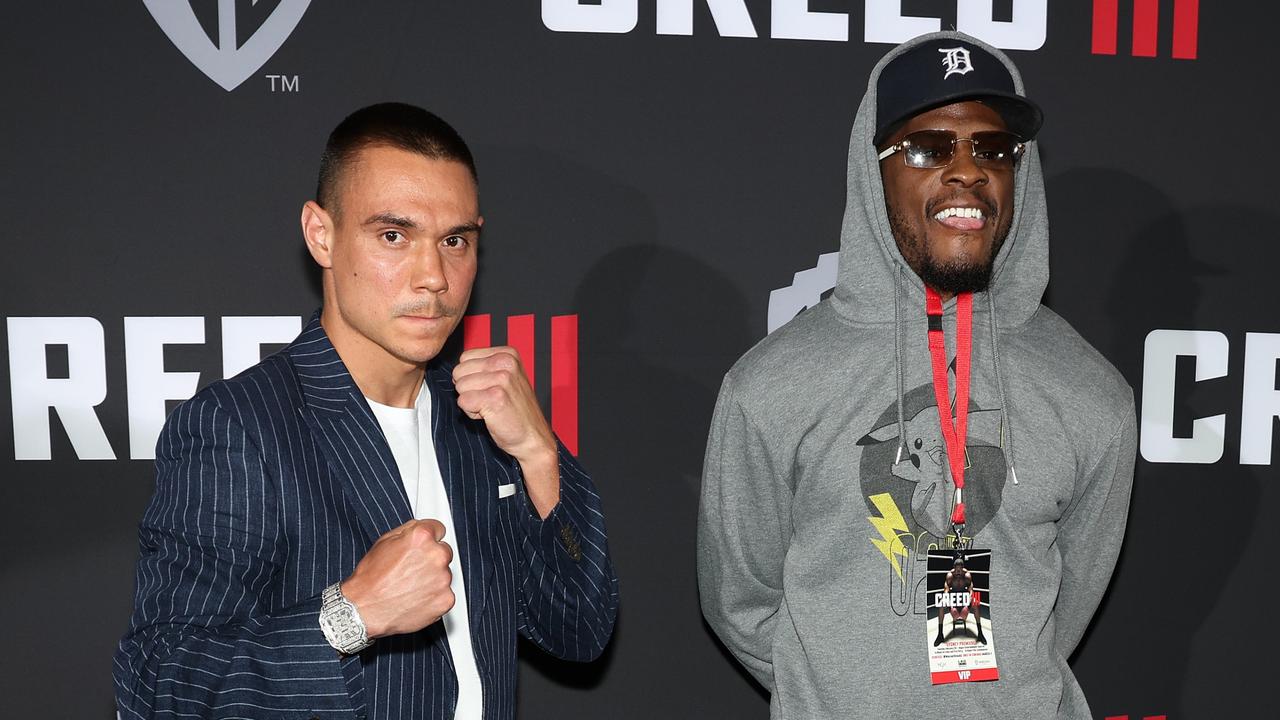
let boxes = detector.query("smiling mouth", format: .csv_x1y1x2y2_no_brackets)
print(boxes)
933,206,987,231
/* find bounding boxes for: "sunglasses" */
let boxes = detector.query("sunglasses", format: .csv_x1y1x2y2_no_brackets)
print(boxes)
877,130,1025,170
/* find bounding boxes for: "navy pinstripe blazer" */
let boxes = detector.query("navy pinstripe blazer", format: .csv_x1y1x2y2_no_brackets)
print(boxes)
114,316,618,719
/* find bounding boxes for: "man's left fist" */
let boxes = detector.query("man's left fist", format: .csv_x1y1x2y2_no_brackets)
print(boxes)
453,346,560,516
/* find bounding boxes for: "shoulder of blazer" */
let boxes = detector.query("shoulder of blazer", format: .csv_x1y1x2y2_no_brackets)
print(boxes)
163,349,306,448
165,315,326,445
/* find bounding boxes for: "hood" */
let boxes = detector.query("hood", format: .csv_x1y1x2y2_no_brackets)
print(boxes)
830,31,1049,328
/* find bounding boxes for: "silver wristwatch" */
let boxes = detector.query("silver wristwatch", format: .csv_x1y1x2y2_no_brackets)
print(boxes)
319,582,373,655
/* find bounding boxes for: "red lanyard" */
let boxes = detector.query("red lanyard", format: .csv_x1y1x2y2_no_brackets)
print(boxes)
925,288,973,529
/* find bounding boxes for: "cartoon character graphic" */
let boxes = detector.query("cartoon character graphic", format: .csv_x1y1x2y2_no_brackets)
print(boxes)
858,364,1008,543
859,403,1004,539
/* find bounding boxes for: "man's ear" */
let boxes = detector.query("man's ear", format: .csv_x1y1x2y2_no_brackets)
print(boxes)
301,201,334,268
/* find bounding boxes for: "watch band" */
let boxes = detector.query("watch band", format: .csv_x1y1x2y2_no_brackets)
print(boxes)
319,582,373,655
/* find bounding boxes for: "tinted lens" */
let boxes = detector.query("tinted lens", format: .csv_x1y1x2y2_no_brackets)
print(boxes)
970,131,1023,169
902,130,956,169
898,130,1024,169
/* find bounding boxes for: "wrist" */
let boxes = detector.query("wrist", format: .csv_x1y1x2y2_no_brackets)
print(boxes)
518,446,560,519
338,577,384,639
517,443,558,475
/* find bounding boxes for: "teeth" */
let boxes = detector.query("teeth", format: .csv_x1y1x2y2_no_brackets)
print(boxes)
933,207,984,221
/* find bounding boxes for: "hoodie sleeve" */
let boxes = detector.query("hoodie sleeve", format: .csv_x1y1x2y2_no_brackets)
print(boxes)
697,374,792,692
1053,396,1137,657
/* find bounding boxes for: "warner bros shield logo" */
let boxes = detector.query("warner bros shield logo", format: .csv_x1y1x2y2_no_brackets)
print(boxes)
144,0,312,91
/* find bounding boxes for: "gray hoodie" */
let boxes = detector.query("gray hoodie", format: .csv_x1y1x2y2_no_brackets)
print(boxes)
698,32,1136,719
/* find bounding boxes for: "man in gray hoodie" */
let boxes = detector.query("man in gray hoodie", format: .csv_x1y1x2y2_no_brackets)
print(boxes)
698,32,1135,718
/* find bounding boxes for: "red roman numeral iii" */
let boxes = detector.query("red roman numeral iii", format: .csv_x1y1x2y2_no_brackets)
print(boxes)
461,314,580,456
1092,0,1198,59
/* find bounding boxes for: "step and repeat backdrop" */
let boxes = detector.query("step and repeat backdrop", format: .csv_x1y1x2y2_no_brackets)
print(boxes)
2,2,1275,718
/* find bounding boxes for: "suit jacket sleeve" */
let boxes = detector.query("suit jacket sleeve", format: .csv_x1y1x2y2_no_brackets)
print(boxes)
113,392,357,719
512,440,619,662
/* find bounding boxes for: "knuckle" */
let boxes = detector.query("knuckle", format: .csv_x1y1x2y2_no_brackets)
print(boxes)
409,524,434,544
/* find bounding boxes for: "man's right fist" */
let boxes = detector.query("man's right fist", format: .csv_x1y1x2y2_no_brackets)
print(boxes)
340,519,456,639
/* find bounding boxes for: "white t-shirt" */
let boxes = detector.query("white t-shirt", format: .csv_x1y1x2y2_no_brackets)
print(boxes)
367,384,483,719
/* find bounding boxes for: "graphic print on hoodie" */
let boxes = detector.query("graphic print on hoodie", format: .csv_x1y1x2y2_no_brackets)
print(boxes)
858,363,1007,546
698,31,1136,720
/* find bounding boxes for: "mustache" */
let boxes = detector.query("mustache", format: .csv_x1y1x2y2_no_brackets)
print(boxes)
392,300,463,318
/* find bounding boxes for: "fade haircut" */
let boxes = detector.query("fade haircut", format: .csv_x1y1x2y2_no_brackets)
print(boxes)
315,102,477,214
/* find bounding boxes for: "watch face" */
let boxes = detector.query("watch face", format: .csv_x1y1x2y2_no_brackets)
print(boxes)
321,590,368,653
334,606,358,633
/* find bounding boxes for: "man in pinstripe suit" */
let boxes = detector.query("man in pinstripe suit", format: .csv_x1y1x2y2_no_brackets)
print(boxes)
114,103,619,719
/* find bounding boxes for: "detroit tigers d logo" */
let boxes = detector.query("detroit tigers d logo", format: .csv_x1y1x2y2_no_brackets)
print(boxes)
144,0,312,91
938,46,976,79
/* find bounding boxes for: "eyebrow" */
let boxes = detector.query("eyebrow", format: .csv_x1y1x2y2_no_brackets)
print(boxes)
362,212,418,229
444,222,482,237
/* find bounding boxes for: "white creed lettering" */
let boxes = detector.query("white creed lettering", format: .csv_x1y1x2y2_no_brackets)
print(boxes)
7,317,116,460
125,317,205,461
1140,329,1228,464
542,0,637,33
1240,332,1280,465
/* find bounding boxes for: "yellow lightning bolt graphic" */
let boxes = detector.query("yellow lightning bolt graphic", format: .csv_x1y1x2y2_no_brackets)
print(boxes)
867,492,910,580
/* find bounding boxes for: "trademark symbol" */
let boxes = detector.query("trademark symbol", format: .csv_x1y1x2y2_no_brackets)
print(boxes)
265,74,300,92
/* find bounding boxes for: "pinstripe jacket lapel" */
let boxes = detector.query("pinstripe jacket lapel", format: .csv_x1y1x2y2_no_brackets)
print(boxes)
286,317,498,622
288,318,414,542
426,365,499,625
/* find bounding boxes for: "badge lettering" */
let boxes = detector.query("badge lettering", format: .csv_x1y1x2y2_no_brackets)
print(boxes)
934,591,974,608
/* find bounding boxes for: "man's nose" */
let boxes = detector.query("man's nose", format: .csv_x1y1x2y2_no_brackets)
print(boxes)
943,139,988,187
411,244,449,293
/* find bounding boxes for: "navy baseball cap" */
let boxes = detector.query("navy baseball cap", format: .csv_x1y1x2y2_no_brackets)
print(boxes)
874,38,1043,146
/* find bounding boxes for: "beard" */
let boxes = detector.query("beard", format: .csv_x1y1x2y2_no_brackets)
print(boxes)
886,202,1011,295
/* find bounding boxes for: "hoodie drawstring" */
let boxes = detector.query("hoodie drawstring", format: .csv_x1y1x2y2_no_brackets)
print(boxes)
892,267,1018,487
893,264,907,465
986,291,1019,485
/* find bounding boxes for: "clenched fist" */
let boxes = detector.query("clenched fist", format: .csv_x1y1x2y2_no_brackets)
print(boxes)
341,519,455,639
453,346,560,517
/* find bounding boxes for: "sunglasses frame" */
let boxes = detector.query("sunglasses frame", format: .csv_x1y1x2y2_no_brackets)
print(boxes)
877,130,1026,170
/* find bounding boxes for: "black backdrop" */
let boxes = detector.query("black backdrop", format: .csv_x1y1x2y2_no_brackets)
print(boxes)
2,2,1276,718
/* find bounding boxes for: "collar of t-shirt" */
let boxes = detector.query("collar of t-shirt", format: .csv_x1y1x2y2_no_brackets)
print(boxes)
364,382,485,719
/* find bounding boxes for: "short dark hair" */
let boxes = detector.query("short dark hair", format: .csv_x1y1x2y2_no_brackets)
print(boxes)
315,102,477,213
